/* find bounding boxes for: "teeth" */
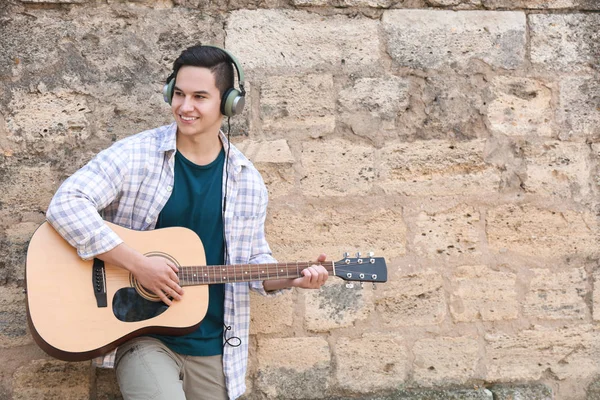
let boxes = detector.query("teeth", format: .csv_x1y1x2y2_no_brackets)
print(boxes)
180,116,198,121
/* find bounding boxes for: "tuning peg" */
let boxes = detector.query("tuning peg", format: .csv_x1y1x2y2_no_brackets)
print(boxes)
356,252,362,258
368,251,374,257
343,252,350,258
360,282,364,289
372,283,377,290
345,283,354,289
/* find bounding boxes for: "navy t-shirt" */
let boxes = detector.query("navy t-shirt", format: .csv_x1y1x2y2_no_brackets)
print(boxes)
151,148,226,356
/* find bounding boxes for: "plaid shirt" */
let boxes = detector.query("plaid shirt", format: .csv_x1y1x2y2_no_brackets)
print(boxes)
46,123,280,399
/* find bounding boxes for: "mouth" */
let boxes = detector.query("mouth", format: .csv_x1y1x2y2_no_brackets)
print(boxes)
179,115,199,122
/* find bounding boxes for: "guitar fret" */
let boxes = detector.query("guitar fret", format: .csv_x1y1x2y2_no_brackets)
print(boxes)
178,261,338,285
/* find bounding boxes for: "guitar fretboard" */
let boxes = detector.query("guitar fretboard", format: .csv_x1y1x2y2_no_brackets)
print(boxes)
177,262,335,285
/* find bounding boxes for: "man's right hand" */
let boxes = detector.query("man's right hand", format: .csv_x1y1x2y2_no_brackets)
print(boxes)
130,256,184,306
97,242,184,306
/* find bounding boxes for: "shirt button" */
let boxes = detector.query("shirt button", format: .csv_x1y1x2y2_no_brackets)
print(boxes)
166,185,173,192
145,217,152,224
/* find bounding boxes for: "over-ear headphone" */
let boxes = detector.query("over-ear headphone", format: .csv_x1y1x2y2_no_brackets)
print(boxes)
162,45,246,117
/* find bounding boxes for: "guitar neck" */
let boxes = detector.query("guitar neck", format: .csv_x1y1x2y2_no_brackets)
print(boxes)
178,262,335,285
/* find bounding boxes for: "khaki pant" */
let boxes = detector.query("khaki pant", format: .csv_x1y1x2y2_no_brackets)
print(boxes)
115,337,228,400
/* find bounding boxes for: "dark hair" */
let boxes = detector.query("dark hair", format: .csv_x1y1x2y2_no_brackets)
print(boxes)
170,45,235,99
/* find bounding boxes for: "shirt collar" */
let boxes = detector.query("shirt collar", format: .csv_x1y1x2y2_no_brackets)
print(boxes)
158,122,251,174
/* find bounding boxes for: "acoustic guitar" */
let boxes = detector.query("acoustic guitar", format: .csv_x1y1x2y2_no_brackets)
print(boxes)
25,221,387,361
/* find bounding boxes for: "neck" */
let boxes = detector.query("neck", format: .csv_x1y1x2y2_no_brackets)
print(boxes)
177,261,336,285
176,131,223,165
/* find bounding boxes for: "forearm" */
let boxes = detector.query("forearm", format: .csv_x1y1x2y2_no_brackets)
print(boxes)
263,278,296,292
96,242,146,274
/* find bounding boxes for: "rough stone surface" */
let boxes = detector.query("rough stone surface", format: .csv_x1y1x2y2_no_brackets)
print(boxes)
378,140,501,197
259,74,335,138
489,383,553,400
520,140,593,202
12,359,90,400
413,204,481,258
266,200,407,261
255,337,330,399
376,271,446,327
450,265,518,322
524,267,588,320
0,284,30,348
557,76,600,141
486,204,598,259
413,336,479,385
335,333,407,393
304,280,374,332
299,138,375,196
485,324,599,383
227,10,381,73
382,10,526,70
530,13,600,72
487,76,553,137
234,138,295,198
249,290,294,334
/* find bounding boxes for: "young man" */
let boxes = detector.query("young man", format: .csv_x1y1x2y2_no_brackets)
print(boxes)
45,45,328,399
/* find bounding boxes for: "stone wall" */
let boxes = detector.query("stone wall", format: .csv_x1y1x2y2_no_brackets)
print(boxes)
0,0,599,399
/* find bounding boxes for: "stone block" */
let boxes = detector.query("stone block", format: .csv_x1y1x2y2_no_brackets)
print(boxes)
338,76,409,142
0,167,58,213
19,0,88,3
412,74,488,140
530,14,600,72
524,268,588,320
304,280,374,332
292,0,394,6
376,271,446,327
413,204,481,258
299,139,375,197
266,201,407,262
259,74,335,138
485,324,598,382
594,268,600,321
2,221,44,284
256,337,330,399
489,383,553,400
378,140,501,197
413,336,479,385
382,10,526,70
6,90,92,148
95,368,122,400
335,333,407,393
558,76,600,141
12,359,91,400
486,204,598,259
227,10,380,73
380,388,493,399
483,0,600,8
249,290,294,334
450,265,518,322
521,140,592,201
234,139,295,198
487,76,553,137
0,284,30,348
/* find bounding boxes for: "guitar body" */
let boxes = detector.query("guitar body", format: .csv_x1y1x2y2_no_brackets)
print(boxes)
26,221,209,361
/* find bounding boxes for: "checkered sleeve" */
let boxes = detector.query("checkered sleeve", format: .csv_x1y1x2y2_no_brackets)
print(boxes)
46,144,129,259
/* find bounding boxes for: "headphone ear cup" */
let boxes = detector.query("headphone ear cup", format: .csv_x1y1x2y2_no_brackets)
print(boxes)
221,88,245,117
163,78,175,105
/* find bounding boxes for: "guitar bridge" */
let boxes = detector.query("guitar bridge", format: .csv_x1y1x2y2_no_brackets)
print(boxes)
92,258,107,308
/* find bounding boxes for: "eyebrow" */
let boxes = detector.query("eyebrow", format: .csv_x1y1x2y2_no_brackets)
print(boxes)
173,85,211,96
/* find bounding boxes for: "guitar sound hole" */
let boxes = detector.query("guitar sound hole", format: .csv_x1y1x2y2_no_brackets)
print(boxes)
113,287,168,323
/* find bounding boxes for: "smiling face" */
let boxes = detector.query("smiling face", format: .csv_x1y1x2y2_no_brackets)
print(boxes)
171,65,223,140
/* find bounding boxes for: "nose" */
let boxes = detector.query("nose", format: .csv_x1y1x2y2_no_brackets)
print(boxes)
180,95,194,112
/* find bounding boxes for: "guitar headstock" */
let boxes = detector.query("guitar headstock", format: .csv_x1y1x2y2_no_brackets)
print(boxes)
333,252,387,287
